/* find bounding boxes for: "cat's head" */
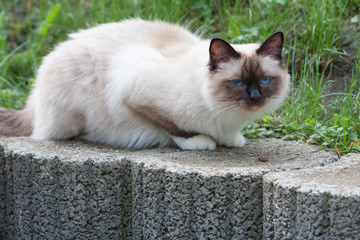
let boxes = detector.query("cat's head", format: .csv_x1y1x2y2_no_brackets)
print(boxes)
207,32,290,114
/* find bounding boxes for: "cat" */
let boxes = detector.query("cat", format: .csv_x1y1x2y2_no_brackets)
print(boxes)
0,19,290,150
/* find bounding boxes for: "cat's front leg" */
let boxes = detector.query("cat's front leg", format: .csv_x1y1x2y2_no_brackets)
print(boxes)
218,132,246,148
171,134,217,150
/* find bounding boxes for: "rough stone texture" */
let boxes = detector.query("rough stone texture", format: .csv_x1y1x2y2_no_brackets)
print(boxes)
263,154,360,240
1,136,357,240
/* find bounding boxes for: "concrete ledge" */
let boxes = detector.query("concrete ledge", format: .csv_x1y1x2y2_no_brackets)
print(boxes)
263,154,360,239
1,136,357,239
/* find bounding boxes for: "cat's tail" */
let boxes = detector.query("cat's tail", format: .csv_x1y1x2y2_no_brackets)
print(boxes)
0,107,33,136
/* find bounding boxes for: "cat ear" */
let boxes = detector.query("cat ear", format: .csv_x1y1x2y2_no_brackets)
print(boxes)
256,32,284,63
209,38,240,70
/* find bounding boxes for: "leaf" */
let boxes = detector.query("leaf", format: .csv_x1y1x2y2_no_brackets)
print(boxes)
37,4,61,36
262,115,271,123
260,0,286,5
258,157,269,162
349,132,358,141
351,15,359,23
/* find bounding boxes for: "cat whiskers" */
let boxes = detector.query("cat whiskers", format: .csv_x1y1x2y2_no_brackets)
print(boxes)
181,102,234,129
206,102,239,125
182,104,224,128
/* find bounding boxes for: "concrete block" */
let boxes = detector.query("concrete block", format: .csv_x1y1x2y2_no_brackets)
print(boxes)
0,136,343,239
263,154,360,239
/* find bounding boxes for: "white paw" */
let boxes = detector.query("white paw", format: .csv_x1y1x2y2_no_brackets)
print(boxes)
233,133,246,147
222,133,246,148
171,134,216,150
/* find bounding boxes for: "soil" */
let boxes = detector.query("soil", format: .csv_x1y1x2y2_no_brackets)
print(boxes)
323,24,360,100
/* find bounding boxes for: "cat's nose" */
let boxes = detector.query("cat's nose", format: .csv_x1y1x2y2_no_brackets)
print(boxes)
250,89,261,101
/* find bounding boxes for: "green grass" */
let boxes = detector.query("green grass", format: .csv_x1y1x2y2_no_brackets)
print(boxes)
1,0,359,154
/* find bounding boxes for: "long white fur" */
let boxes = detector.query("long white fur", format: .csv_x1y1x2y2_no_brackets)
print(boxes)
29,19,290,150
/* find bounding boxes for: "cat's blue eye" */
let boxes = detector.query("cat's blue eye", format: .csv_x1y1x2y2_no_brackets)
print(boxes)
261,76,271,85
232,80,243,87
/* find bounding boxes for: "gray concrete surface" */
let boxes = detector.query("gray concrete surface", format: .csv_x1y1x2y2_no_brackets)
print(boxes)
0,136,357,239
263,154,360,239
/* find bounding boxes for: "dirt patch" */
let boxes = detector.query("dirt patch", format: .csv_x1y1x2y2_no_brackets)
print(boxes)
323,24,360,99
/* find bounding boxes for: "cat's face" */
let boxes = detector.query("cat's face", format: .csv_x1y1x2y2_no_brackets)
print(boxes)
208,32,290,112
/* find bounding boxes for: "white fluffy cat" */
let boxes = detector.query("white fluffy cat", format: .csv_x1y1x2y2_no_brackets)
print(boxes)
0,19,290,150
